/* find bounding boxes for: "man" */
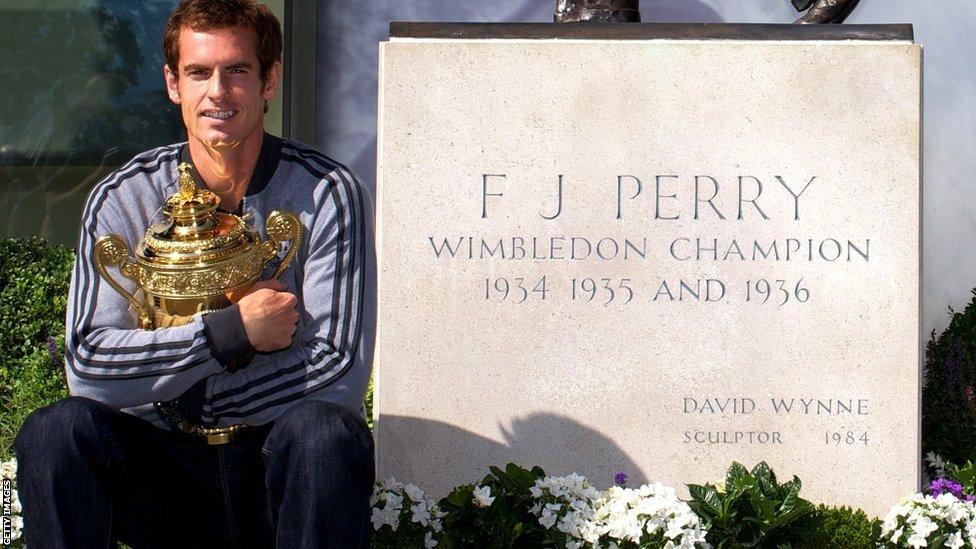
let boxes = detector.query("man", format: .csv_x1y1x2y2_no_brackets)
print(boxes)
14,1,375,547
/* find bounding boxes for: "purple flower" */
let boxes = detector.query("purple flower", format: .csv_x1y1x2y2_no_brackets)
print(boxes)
966,494,976,503
930,477,964,498
614,472,628,486
46,336,63,367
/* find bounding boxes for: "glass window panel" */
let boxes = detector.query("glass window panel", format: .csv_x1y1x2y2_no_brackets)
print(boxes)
0,0,182,246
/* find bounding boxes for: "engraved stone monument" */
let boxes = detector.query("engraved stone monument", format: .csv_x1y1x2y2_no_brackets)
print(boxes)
375,23,921,516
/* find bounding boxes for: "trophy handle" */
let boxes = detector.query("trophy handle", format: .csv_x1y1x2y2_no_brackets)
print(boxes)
93,235,152,329
265,211,304,280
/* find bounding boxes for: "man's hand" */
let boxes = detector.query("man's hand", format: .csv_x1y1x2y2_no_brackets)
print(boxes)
238,279,299,352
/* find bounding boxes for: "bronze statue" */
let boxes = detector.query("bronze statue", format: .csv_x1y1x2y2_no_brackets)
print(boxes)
553,0,860,24
554,0,641,23
793,0,860,24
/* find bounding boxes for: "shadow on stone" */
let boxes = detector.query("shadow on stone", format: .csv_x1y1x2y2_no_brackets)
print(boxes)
378,413,645,497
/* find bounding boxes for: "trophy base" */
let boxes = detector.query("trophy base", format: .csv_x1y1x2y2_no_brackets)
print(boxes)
150,295,233,328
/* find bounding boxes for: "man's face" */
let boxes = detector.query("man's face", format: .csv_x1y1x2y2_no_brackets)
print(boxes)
164,26,279,151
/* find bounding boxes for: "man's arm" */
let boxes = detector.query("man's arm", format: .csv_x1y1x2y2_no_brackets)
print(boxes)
65,152,226,409
200,156,373,425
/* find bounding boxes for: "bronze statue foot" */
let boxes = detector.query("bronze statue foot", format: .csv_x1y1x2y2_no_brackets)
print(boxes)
554,0,641,23
793,0,861,24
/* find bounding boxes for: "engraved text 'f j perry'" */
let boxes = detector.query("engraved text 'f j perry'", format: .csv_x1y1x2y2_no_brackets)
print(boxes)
93,162,304,329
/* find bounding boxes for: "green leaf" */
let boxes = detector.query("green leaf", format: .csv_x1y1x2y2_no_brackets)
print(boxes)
731,472,757,493
505,463,537,490
778,491,798,516
784,475,803,495
733,520,764,548
444,485,474,508
747,492,777,521
953,462,976,489
727,461,749,485
752,461,775,483
488,465,506,481
689,483,724,518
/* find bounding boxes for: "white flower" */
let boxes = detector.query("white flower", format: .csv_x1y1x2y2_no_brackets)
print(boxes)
378,477,402,493
593,483,707,547
881,492,976,548
906,531,928,548
11,489,21,514
558,511,586,536
528,474,707,547
430,505,446,532
411,503,432,526
404,483,425,503
0,458,16,480
371,505,399,531
472,485,495,508
882,509,901,534
539,505,559,529
386,492,403,510
370,479,443,544
912,515,938,538
11,515,24,541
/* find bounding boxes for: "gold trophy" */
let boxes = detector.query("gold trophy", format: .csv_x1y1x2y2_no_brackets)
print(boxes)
93,163,303,329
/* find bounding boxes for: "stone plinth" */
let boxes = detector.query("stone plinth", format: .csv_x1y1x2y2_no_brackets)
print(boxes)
375,24,921,516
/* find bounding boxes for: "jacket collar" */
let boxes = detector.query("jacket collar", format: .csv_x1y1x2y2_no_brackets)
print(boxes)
177,132,283,203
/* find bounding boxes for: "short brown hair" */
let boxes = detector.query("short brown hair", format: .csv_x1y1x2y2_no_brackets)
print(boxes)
163,0,282,81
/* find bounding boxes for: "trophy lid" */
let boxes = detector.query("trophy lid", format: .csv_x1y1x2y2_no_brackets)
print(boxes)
139,163,253,264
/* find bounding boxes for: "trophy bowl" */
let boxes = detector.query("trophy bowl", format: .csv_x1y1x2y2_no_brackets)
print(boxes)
93,163,303,329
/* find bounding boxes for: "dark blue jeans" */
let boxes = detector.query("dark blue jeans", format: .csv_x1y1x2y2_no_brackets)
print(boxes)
13,396,375,548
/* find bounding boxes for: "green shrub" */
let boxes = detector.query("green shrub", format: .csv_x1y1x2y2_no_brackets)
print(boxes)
922,289,976,465
437,463,548,548
1,344,70,453
790,504,881,548
0,238,74,369
0,237,73,458
688,461,812,548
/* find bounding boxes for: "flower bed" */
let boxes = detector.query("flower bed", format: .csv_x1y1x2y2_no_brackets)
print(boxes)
370,460,976,548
